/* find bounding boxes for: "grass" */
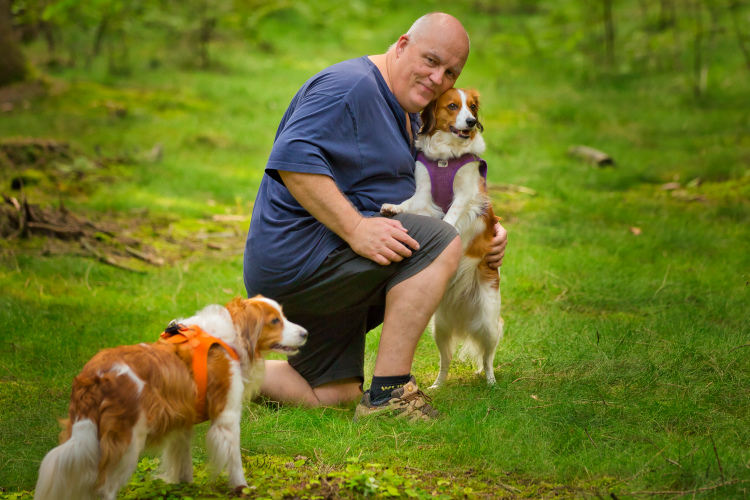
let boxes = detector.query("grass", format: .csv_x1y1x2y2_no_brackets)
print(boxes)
1,1,749,498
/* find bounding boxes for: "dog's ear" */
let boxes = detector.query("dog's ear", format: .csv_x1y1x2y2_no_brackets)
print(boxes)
467,88,484,133
419,99,438,136
226,297,264,358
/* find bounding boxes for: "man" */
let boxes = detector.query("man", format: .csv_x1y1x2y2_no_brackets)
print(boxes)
244,13,507,420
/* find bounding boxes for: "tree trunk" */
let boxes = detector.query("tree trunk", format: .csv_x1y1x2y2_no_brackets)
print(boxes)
730,1,750,72
693,0,705,98
602,0,615,70
0,0,27,86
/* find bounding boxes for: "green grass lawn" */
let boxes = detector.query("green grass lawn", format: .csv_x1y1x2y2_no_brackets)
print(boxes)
1,2,749,498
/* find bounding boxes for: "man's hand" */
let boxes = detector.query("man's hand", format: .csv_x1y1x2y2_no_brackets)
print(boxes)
485,222,507,269
347,217,420,266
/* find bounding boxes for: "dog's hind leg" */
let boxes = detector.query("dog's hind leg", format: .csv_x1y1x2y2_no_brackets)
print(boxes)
480,316,504,385
159,428,193,483
97,414,148,500
430,314,457,389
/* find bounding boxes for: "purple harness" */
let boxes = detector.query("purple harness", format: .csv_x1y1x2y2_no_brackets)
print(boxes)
417,152,488,214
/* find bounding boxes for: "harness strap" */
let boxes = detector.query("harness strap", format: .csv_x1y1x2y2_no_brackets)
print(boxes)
160,324,239,422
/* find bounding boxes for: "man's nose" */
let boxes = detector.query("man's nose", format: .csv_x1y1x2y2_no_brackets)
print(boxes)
428,67,445,86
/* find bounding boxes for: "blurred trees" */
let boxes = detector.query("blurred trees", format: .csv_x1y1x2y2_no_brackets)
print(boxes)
1,0,27,85
4,0,750,93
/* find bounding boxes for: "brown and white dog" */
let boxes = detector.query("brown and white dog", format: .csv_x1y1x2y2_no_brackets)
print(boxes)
382,88,503,388
34,296,307,500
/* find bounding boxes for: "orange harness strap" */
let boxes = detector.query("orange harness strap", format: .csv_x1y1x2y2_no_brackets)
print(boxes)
160,324,239,421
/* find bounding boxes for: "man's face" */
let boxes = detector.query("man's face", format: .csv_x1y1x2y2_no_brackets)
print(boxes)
390,30,469,113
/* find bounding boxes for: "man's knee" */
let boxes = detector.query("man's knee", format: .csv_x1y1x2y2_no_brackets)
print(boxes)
440,235,462,273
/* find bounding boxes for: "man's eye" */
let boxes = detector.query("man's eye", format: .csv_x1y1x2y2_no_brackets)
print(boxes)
448,103,458,110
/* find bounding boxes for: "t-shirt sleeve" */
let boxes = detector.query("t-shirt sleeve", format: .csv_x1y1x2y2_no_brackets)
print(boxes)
265,92,359,185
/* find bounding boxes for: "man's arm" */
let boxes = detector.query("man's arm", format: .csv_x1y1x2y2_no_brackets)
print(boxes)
278,171,420,266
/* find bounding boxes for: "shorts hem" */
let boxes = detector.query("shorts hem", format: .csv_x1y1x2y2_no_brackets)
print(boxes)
308,370,365,389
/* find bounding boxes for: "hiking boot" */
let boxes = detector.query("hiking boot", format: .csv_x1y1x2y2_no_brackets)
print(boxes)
352,376,440,422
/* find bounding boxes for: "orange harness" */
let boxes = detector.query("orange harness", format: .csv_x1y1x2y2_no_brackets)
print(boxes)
159,324,239,421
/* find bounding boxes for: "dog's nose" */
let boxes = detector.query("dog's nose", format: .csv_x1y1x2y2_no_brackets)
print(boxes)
299,328,308,340
466,117,477,128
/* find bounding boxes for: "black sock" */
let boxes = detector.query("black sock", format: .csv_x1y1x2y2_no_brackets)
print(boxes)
369,374,411,405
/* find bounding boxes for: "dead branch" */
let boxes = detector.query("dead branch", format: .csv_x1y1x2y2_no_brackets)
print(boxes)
27,221,83,238
125,245,164,266
80,238,146,274
568,145,615,167
487,183,538,196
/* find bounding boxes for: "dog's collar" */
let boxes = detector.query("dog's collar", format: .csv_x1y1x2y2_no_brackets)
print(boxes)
160,322,239,423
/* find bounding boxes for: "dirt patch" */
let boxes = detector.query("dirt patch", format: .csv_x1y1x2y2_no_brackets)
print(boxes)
0,137,247,271
0,80,47,113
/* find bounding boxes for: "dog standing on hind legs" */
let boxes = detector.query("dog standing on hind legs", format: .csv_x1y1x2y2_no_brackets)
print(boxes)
381,87,504,388
34,296,307,500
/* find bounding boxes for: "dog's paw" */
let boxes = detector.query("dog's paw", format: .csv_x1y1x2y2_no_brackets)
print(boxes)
234,484,251,496
380,203,401,216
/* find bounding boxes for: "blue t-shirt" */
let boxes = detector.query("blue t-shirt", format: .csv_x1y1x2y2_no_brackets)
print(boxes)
244,56,419,298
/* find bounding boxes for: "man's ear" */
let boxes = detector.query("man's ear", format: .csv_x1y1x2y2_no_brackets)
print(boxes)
420,99,437,135
395,34,410,56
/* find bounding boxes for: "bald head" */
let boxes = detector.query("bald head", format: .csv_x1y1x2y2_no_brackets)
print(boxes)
374,12,470,112
407,13,470,52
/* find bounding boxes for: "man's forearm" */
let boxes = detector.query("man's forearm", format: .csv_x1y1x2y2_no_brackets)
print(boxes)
277,170,419,266
278,171,363,242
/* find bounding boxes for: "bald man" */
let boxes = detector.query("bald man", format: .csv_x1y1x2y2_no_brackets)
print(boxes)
244,13,507,421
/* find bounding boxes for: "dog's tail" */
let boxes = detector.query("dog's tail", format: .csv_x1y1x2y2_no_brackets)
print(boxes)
456,316,504,370
34,418,99,500
35,369,139,500
457,339,485,368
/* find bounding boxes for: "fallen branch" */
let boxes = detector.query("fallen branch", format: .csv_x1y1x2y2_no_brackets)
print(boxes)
80,238,146,274
125,245,164,266
195,231,236,239
487,183,538,196
568,145,615,167
212,214,250,222
27,221,83,238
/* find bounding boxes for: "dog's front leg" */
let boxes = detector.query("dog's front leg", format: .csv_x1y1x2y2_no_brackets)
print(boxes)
381,162,443,218
206,409,247,491
442,162,482,228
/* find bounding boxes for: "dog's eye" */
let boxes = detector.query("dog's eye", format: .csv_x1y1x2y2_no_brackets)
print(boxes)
270,318,281,325
470,104,477,110
448,103,458,110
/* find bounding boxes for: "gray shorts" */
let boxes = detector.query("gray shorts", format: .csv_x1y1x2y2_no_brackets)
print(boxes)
272,213,458,388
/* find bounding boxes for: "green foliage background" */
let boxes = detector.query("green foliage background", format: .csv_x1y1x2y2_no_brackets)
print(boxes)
1,0,749,498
